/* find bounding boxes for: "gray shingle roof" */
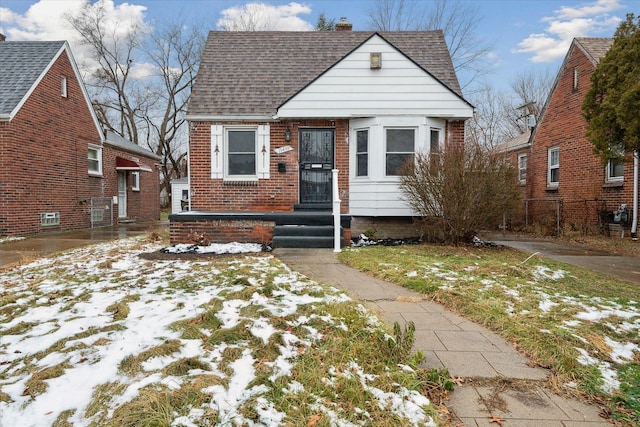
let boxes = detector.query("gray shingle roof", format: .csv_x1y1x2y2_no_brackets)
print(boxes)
189,31,462,117
0,41,66,117
105,130,161,160
575,38,614,65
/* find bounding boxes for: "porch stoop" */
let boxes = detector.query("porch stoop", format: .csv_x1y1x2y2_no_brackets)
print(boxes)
272,210,344,248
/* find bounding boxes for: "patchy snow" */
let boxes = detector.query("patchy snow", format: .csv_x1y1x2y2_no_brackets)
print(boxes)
162,242,265,254
605,336,639,364
532,265,566,281
0,237,435,427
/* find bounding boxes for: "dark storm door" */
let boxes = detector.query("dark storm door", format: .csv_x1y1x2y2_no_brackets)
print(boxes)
299,128,335,204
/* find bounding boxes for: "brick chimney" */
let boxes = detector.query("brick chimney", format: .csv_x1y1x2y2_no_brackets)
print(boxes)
0,34,6,42
335,17,352,32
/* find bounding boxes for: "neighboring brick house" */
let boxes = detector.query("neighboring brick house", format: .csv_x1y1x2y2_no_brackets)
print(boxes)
496,130,531,229
0,39,161,237
519,37,638,236
171,27,473,247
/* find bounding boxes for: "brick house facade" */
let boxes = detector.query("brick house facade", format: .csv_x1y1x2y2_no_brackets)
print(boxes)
0,40,161,237
501,38,635,236
170,29,472,246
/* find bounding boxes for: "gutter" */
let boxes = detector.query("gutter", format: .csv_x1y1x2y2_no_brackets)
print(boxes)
632,150,638,239
185,115,275,122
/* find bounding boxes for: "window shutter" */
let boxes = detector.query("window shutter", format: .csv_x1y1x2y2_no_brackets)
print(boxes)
211,125,223,179
257,124,270,179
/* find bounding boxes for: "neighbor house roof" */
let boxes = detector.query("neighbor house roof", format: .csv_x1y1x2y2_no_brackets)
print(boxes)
105,130,162,161
0,41,66,119
574,38,614,65
188,31,462,118
496,129,532,153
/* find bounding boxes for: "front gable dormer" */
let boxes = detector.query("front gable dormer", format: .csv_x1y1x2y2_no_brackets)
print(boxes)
277,34,473,119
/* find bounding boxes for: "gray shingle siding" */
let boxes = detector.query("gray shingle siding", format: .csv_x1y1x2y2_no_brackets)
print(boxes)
189,31,462,117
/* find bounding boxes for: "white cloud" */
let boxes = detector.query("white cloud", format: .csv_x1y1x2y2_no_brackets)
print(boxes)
0,0,154,79
217,1,314,31
513,0,623,63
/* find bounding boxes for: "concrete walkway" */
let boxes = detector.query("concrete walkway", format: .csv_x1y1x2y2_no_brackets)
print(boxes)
274,248,611,427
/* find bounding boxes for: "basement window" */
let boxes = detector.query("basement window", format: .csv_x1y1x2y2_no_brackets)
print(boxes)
41,212,60,227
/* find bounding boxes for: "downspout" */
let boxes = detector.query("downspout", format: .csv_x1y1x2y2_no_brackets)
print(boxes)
632,149,638,239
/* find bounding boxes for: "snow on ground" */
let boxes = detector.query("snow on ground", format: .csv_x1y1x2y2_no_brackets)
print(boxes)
0,238,435,427
401,258,640,395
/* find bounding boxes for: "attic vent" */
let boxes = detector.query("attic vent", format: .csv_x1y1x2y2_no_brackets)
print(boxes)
370,52,382,69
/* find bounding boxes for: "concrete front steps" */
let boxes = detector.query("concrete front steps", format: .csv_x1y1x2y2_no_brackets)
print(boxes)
271,209,346,248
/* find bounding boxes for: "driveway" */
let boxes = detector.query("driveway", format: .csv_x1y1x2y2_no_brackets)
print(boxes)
484,233,640,284
0,221,167,268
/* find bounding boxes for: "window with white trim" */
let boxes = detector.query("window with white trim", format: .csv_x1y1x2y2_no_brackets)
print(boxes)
430,129,440,154
226,128,257,176
607,159,624,182
548,147,559,186
356,129,368,177
131,171,140,191
385,128,415,176
88,145,102,175
41,212,60,226
518,153,527,183
61,75,68,97
211,125,270,180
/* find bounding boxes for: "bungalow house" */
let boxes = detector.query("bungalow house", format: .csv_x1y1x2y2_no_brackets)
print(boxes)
170,25,473,247
514,37,636,236
0,38,161,237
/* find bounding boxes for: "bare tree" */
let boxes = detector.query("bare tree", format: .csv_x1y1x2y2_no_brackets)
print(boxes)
367,0,493,90
67,4,204,207
399,143,522,244
502,69,555,135
217,2,278,31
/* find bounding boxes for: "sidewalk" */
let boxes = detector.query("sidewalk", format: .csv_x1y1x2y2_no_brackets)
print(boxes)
274,248,611,427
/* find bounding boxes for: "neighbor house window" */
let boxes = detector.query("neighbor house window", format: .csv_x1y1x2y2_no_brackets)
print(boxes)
41,212,60,226
607,159,624,182
518,153,527,183
386,128,415,176
131,171,140,191
226,128,256,177
88,144,102,175
548,147,559,186
61,75,68,97
356,129,368,177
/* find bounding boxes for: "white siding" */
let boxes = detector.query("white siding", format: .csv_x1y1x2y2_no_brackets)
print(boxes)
171,180,190,214
348,116,444,217
277,35,472,119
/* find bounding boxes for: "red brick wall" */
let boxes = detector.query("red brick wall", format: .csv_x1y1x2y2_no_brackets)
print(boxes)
0,49,160,237
0,50,102,236
189,119,350,213
528,44,634,233
170,219,274,245
102,147,161,223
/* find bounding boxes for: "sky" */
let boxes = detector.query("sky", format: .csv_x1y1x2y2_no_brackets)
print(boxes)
0,0,635,94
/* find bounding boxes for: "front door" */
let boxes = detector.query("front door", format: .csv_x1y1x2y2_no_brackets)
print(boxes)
117,172,127,218
299,128,334,204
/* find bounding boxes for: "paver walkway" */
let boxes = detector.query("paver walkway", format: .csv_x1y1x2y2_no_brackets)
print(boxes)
274,248,611,427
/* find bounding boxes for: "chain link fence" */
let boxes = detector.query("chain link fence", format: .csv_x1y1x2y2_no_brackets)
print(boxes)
90,197,113,228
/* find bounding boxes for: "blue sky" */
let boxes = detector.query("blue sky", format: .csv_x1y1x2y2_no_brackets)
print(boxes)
0,0,635,93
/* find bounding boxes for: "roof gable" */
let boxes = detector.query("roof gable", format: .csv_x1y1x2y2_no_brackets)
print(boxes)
0,41,104,140
575,37,614,66
0,41,66,118
188,30,464,119
277,33,472,118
